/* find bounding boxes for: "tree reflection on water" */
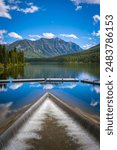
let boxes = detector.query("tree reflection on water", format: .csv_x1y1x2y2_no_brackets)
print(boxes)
0,66,24,79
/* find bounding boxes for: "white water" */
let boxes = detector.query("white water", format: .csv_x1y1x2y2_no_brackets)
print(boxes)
3,97,99,150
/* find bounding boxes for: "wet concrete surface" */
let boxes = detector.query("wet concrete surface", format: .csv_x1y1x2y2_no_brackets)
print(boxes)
27,115,82,150
1,96,99,150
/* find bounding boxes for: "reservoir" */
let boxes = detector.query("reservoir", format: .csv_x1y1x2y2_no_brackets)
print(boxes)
0,63,100,150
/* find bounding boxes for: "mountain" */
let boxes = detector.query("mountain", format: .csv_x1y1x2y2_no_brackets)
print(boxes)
7,38,82,58
25,44,100,63
50,44,100,63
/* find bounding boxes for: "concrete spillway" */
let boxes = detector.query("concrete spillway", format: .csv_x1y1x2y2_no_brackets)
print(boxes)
0,93,99,150
0,78,100,85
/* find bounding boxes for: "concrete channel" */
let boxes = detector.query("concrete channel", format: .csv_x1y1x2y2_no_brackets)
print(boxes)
0,92,100,150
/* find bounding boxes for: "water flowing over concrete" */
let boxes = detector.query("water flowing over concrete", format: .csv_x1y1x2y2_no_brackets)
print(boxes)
2,95,99,150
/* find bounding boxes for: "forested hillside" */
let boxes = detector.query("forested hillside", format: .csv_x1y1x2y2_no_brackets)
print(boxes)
26,44,100,63
0,45,24,69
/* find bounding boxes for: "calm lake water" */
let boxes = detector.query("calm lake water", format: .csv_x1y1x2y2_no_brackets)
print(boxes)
0,63,100,124
0,63,100,80
0,82,100,121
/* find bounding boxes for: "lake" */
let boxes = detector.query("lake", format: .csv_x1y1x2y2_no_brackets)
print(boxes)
0,63,100,134
0,63,100,80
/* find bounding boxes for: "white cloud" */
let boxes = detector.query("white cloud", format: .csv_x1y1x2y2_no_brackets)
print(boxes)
92,30,100,37
83,44,93,49
8,0,21,4
29,33,78,39
26,2,33,6
71,0,100,4
43,84,54,90
29,33,57,40
10,1,39,14
71,0,100,10
88,37,92,40
10,5,19,10
30,38,36,41
29,34,41,41
0,41,7,44
18,5,39,14
0,0,39,19
29,34,41,38
0,0,11,19
93,14,100,23
9,83,23,90
0,29,7,39
43,33,55,39
60,34,78,39
8,32,23,39
0,29,7,44
75,5,82,10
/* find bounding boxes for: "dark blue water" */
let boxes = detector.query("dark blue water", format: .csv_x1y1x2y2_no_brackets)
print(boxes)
0,82,100,118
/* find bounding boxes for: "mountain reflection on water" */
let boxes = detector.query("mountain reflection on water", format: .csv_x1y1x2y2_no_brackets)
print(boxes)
0,63,100,80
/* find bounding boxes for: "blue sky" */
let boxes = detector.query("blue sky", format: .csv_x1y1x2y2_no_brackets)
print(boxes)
0,0,100,49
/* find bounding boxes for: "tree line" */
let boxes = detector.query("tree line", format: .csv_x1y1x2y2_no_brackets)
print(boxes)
0,45,24,69
49,44,100,63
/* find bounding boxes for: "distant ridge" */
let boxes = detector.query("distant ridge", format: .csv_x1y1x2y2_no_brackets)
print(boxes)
51,44,100,63
25,44,100,63
7,38,82,58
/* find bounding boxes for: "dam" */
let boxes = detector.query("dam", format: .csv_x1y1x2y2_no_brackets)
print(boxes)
0,78,100,85
0,92,99,150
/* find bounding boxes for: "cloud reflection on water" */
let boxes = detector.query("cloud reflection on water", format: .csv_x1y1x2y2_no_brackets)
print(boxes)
29,82,78,90
43,84,55,90
0,85,7,92
59,83,78,89
90,99,99,107
0,102,13,123
78,72,97,80
91,86,100,94
9,83,23,90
